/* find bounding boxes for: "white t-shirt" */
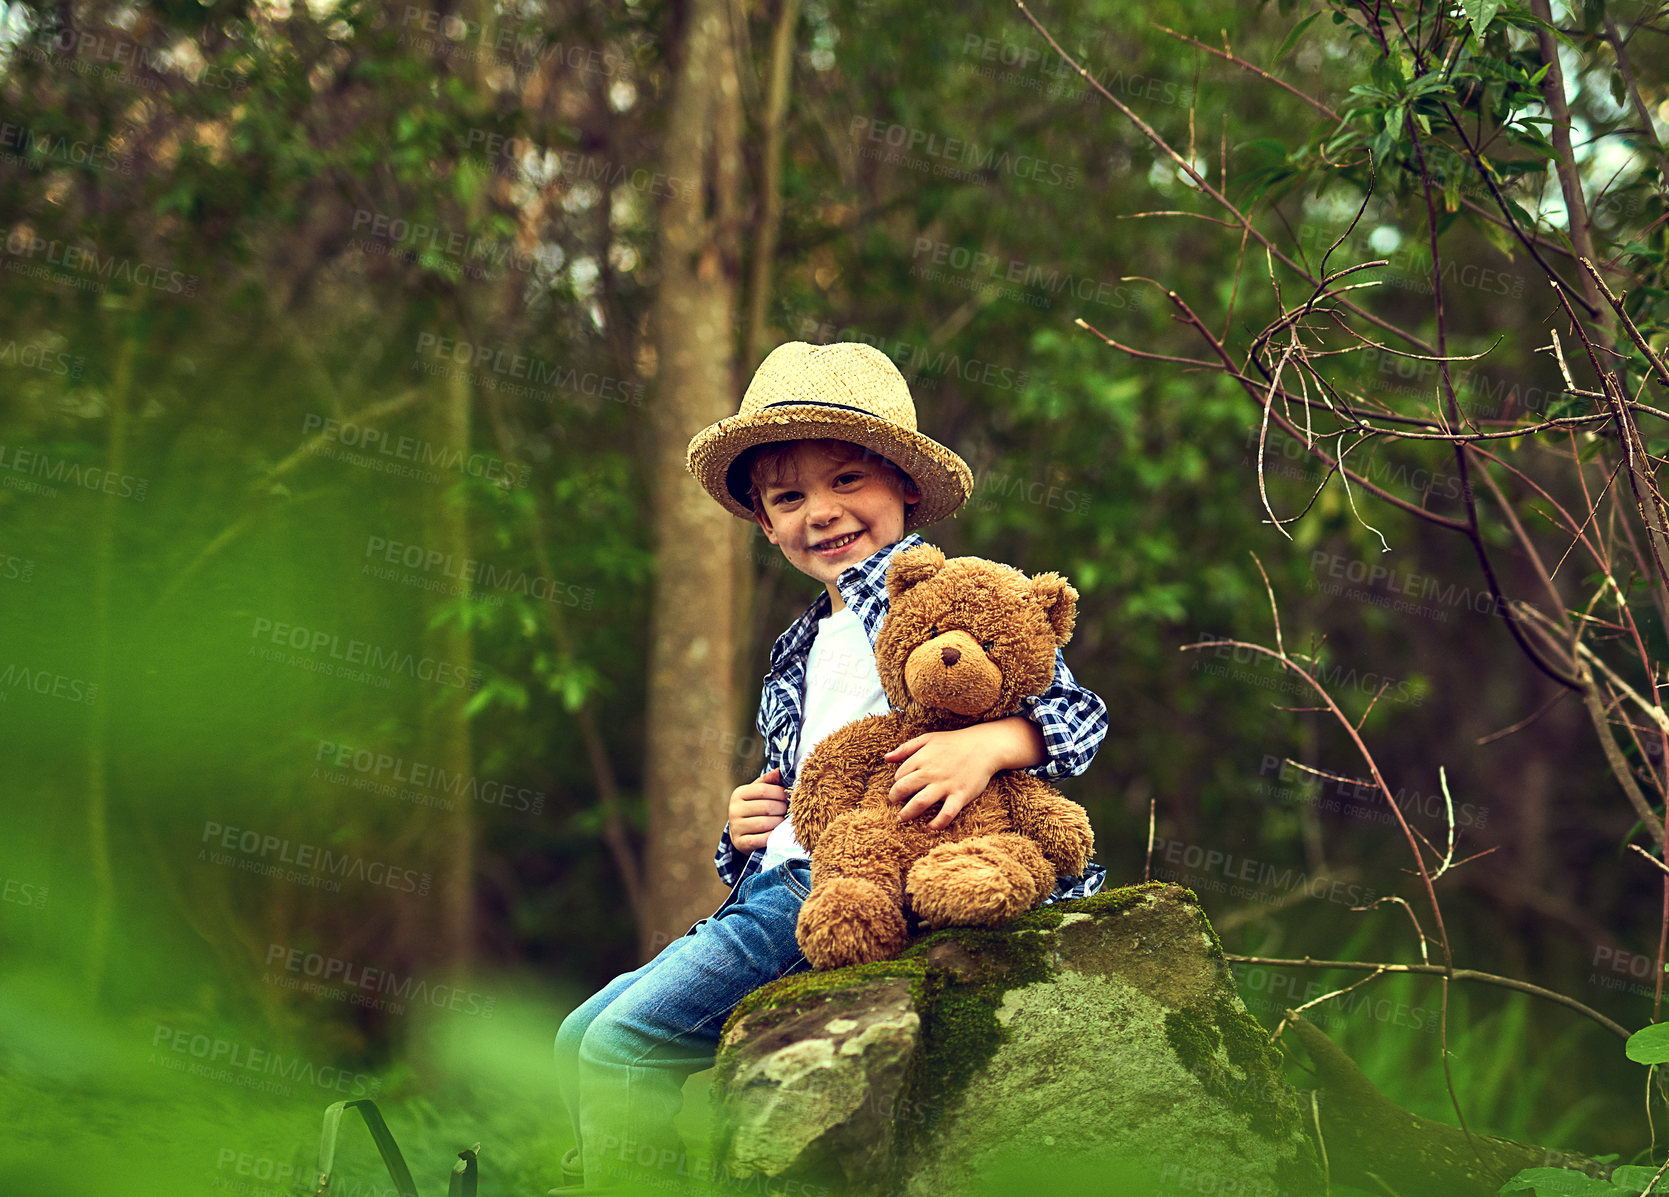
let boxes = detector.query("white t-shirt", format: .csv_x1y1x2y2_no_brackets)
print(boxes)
757,606,892,872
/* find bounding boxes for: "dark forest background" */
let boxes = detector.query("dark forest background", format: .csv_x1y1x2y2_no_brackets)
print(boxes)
2,0,1667,1190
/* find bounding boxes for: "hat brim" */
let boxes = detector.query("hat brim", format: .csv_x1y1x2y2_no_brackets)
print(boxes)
686,405,972,533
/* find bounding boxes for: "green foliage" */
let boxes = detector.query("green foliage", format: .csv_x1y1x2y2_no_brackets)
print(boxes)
1500,1166,1664,1195
1626,1025,1669,1066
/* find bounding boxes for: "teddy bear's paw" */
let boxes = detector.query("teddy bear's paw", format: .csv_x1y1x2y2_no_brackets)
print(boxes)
906,841,1041,929
1032,816,1095,878
796,877,910,968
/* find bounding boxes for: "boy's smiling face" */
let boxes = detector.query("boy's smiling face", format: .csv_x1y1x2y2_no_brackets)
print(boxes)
751,439,921,610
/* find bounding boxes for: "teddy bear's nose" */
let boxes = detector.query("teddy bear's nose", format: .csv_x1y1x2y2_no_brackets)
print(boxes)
941,645,960,667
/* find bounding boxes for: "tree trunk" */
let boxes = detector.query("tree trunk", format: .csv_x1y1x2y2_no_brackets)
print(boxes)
643,0,747,955
1287,1013,1606,1195
82,316,137,997
419,370,476,968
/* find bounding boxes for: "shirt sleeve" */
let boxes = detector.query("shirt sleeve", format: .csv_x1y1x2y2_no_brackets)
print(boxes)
714,822,748,886
1020,649,1108,781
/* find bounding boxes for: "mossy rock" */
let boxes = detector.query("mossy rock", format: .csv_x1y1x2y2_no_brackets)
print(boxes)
710,883,1324,1196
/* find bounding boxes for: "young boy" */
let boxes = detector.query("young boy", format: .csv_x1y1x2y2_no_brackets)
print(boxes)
554,341,1107,1192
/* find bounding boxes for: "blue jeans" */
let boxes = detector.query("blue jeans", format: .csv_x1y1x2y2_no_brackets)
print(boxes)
555,859,813,1188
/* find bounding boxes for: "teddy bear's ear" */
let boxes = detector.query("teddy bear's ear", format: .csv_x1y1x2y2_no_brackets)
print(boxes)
887,544,947,600
1030,573,1079,646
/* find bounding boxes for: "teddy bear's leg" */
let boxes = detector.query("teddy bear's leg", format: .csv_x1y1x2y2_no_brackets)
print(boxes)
1002,778,1095,879
796,809,909,968
905,834,1053,929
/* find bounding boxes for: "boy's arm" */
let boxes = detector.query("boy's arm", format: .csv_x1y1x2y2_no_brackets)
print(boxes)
716,690,781,885
886,648,1107,828
1019,649,1109,780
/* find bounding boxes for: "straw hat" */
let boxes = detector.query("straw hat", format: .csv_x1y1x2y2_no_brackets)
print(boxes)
685,341,973,533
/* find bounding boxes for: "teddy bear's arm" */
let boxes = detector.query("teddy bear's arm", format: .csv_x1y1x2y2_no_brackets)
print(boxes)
791,713,904,853
998,772,1095,878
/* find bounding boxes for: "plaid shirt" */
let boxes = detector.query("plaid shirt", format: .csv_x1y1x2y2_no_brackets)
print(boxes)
708,532,1109,915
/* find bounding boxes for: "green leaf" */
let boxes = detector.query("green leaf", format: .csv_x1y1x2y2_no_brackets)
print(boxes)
1608,1165,1663,1192
1463,0,1502,40
1498,1166,1636,1194
1272,12,1320,65
1626,1023,1669,1065
453,155,484,208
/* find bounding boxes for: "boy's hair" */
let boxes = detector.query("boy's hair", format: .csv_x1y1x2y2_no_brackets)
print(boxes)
742,438,918,519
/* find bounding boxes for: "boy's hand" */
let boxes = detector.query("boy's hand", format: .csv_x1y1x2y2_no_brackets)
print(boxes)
883,718,1047,830
883,729,1002,830
728,766,788,853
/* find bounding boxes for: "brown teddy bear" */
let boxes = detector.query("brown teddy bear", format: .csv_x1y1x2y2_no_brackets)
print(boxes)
791,544,1096,969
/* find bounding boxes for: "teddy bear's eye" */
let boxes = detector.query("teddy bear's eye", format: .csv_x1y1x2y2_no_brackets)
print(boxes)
981,639,994,651
927,624,939,637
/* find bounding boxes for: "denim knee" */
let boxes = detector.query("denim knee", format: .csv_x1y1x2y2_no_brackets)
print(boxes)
575,1000,644,1073
556,1002,597,1072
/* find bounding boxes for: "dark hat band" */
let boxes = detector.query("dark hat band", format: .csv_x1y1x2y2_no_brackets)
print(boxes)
760,399,886,417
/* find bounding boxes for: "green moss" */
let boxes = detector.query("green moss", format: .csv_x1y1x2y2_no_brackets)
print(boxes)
725,885,1198,1132
1163,988,1301,1145
1164,1007,1222,1075
1052,880,1183,919
714,887,1317,1193
1215,991,1279,1075
720,959,927,1044
909,925,1056,1111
